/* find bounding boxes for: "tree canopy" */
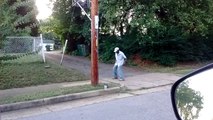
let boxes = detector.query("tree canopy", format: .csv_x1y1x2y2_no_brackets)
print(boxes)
97,0,213,65
0,0,39,42
176,81,203,120
43,0,213,65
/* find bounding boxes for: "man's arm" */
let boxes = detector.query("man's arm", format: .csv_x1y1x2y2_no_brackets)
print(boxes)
122,52,127,60
122,52,127,62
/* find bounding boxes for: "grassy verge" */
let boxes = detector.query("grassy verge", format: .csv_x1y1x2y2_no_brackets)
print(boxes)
142,65,197,75
127,60,211,76
0,54,89,90
0,83,119,105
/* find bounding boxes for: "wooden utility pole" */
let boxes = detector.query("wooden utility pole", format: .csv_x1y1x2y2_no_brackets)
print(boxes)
91,0,99,86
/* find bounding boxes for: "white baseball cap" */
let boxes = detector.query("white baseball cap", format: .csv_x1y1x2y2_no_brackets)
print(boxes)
114,47,119,52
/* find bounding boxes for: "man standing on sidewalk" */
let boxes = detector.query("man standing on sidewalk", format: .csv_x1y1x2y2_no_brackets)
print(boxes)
113,47,127,81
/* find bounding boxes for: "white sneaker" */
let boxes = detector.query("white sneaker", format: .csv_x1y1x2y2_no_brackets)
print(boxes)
119,79,124,81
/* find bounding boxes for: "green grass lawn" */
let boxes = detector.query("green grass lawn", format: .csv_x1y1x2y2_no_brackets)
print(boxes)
0,54,89,90
0,83,119,105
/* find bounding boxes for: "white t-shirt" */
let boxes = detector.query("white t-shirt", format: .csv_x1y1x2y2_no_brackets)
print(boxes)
115,51,127,66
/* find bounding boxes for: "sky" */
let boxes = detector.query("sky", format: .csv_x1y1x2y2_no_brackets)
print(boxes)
35,0,53,20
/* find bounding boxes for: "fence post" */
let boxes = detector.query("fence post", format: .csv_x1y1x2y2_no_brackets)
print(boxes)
60,39,68,65
33,38,36,52
40,34,45,63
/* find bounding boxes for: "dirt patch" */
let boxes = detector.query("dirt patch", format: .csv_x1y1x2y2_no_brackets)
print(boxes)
130,54,156,67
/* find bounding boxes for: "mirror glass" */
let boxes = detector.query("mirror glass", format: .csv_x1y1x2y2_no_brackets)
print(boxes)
175,68,213,120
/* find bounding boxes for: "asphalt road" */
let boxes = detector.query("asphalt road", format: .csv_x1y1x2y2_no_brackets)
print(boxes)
14,90,177,120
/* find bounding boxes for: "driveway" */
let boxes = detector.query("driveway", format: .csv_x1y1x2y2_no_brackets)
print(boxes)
45,51,180,90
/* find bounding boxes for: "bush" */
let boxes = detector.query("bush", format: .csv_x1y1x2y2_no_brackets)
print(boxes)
158,54,176,66
98,25,213,66
99,35,118,63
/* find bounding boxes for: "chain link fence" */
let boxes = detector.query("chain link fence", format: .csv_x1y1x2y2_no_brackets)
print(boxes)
0,36,45,63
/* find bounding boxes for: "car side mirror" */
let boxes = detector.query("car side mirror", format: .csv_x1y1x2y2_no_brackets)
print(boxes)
171,63,213,120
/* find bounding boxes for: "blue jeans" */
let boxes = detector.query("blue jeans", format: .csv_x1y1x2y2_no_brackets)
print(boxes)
113,65,124,80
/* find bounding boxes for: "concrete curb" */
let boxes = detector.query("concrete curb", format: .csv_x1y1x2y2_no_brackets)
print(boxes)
129,83,174,91
0,87,121,112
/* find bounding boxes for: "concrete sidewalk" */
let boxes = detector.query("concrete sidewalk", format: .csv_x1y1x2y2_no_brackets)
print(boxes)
103,73,180,90
0,51,181,112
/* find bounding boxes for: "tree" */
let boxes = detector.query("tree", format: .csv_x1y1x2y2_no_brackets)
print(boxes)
52,0,89,53
0,0,39,39
39,18,60,40
0,0,17,47
176,81,203,120
48,0,213,65
0,1,16,39
98,0,213,65
8,0,39,36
